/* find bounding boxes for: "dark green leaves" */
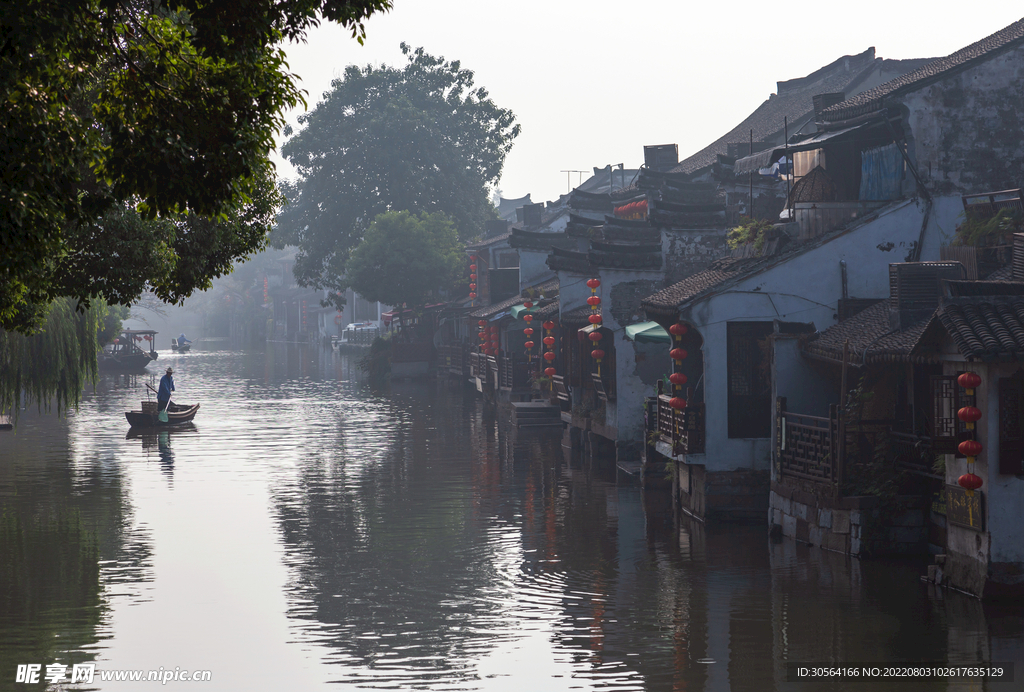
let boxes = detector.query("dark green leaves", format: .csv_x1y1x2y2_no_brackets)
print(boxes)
273,45,519,303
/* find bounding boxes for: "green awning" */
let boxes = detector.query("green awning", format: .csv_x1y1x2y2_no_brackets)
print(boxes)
625,321,670,344
509,304,534,320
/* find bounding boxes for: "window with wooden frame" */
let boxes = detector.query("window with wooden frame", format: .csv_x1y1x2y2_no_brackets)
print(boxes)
998,374,1024,475
727,322,773,438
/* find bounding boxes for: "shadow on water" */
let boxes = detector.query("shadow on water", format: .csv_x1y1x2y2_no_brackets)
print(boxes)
126,423,199,481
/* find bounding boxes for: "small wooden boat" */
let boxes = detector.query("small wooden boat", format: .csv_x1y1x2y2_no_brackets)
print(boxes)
125,402,200,428
171,338,191,352
101,329,159,372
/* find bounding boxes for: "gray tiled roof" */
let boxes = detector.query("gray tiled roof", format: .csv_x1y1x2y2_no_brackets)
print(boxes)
936,296,1024,360
803,301,934,364
641,257,757,313
822,18,1024,122
673,49,883,174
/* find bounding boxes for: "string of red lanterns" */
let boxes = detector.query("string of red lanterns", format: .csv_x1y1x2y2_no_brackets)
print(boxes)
520,299,535,363
586,278,604,375
542,320,557,385
956,371,984,495
468,256,478,304
668,322,689,411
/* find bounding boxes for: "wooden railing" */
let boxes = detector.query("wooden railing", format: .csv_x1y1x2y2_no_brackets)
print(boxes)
775,396,938,492
651,395,705,455
341,327,379,344
776,399,840,484
499,353,533,390
552,375,570,403
888,431,940,479
437,344,467,377
469,352,485,379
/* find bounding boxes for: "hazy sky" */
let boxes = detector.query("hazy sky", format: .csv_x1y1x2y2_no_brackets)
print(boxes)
272,2,1023,205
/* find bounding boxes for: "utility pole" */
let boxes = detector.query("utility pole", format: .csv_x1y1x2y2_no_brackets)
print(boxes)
560,170,586,193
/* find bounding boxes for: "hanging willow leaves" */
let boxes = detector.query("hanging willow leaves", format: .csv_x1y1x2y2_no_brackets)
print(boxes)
0,298,103,423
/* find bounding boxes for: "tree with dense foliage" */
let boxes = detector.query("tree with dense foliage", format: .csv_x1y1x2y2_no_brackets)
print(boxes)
272,44,519,307
344,211,463,335
1,0,391,333
0,299,109,421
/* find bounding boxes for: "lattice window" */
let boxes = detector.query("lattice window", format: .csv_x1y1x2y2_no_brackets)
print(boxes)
727,322,773,438
931,375,960,453
999,376,1024,475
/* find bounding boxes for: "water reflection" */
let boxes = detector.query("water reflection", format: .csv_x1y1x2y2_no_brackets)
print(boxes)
0,348,1020,691
125,425,198,481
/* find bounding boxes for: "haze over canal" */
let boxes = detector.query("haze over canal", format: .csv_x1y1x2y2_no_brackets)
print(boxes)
1,346,1021,691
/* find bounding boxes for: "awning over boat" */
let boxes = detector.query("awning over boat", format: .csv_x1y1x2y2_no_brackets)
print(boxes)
625,321,671,344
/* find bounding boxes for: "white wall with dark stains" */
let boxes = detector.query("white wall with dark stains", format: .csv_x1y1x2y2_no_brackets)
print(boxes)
681,198,945,473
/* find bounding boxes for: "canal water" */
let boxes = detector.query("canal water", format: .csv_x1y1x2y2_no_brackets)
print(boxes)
1,346,1021,691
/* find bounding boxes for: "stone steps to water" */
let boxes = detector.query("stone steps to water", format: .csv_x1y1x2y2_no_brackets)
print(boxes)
510,402,562,428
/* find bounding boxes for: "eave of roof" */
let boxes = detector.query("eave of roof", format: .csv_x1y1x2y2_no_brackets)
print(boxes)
642,199,911,314
821,18,1024,123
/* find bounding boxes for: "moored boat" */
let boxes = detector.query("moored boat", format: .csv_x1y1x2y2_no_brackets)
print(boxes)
125,401,200,428
101,329,159,372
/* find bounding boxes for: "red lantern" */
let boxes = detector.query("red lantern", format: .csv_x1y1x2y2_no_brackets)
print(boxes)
669,372,688,385
543,320,555,331
524,301,533,309
113,338,119,344
588,314,602,324
670,348,688,361
958,372,981,390
587,278,601,289
469,283,477,290
489,340,499,349
478,320,487,327
587,296,601,307
544,367,556,377
470,273,477,281
543,336,555,346
958,473,983,491
524,341,535,349
958,439,983,457
469,292,477,299
489,325,499,333
669,397,687,410
479,331,487,340
958,406,982,423
144,335,151,341
591,348,605,360
589,331,603,342
524,315,533,323
544,351,556,362
669,323,688,336
470,264,477,271
524,328,534,336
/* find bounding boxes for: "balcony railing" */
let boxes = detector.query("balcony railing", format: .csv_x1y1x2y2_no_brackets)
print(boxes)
650,395,705,455
437,343,468,377
776,402,840,484
775,396,938,495
499,353,533,390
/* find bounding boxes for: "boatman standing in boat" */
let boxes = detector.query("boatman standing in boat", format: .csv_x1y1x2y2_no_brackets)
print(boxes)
158,367,175,412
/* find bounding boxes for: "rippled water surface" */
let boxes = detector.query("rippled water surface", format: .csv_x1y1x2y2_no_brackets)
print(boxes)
1,346,1021,691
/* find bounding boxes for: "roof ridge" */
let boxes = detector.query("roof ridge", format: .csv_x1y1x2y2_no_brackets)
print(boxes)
822,17,1024,121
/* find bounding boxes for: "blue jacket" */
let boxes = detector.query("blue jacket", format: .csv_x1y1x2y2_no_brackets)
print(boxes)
158,374,175,400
